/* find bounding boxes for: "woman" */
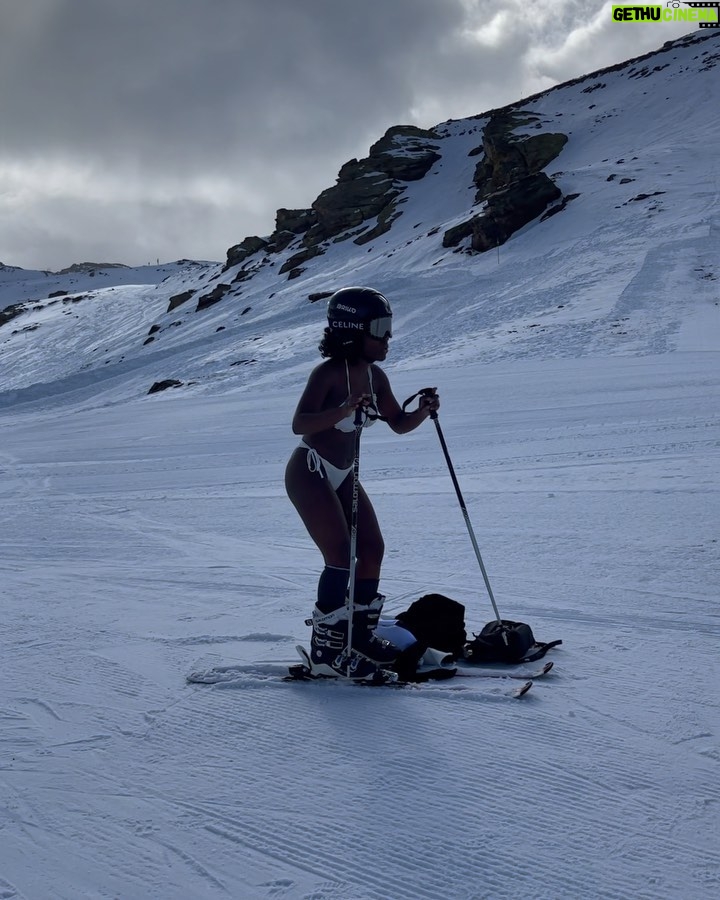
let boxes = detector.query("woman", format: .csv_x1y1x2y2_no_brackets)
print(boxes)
285,286,439,680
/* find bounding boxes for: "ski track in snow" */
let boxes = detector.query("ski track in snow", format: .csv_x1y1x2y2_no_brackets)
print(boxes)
2,354,719,899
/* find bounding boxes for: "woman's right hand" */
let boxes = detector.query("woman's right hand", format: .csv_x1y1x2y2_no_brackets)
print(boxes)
342,392,371,415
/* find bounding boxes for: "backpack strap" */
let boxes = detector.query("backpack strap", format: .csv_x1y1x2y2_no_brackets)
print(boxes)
520,639,563,662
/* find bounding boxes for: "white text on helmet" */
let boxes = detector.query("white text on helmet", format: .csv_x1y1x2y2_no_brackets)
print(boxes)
335,303,357,314
330,320,364,330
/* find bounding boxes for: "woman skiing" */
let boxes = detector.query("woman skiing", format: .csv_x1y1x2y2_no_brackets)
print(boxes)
285,286,439,680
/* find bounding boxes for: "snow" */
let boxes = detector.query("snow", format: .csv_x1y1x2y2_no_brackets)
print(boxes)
1,30,719,900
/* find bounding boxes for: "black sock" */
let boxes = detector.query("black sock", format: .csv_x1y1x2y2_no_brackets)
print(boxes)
354,578,380,606
316,566,350,612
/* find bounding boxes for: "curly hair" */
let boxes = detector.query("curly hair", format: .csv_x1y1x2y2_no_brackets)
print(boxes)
318,327,365,360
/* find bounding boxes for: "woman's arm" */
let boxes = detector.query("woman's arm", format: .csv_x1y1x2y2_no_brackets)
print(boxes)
373,367,440,435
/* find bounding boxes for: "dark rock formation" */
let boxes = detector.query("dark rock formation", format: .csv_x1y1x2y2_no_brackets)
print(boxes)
443,111,567,252
196,284,231,311
147,379,183,394
275,208,317,235
167,290,196,313
304,125,441,249
0,303,26,328
225,236,269,269
470,174,562,252
225,125,442,275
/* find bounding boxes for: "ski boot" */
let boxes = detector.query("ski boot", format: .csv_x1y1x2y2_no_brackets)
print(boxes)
350,593,398,666
307,604,395,682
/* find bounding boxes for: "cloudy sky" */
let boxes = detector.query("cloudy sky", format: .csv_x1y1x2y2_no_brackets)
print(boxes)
0,0,699,271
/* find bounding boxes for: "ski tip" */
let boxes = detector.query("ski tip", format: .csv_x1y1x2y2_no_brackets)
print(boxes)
543,661,554,674
513,680,533,698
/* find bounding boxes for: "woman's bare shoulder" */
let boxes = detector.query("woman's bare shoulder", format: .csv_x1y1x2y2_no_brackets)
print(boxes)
369,363,391,388
307,358,343,383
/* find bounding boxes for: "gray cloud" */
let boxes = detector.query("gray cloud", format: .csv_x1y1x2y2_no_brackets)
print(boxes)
0,0,697,269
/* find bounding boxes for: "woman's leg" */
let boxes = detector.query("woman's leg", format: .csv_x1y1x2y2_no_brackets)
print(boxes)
285,448,352,612
285,448,351,568
335,478,385,580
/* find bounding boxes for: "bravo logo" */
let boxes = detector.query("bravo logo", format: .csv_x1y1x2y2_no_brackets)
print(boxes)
612,2,720,25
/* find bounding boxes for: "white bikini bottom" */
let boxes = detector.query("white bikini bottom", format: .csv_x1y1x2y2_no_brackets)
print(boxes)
298,441,353,492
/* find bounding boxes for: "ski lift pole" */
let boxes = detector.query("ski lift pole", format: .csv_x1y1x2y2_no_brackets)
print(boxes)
417,390,503,627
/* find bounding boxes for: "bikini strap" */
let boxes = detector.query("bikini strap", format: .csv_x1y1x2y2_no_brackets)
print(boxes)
345,360,387,423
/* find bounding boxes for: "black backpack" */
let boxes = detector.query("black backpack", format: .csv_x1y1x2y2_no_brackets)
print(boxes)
464,619,562,664
395,593,467,657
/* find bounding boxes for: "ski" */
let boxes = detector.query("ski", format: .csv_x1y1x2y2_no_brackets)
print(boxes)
286,647,533,698
285,663,532,698
512,680,534,698
457,661,554,681
188,655,533,699
186,645,536,699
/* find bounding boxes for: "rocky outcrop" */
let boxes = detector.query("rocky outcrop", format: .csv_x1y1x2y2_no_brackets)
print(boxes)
305,126,441,248
444,111,567,253
147,379,183,394
0,303,26,328
275,208,316,235
473,115,567,202
278,246,323,276
196,283,231,311
167,289,196,313
225,236,269,269
470,174,561,252
225,125,442,274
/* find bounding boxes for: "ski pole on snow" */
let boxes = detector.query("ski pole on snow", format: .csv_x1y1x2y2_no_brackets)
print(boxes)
411,389,504,628
345,405,364,675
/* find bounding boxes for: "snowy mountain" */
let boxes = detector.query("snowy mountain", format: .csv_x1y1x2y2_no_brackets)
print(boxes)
1,31,719,900
1,30,718,410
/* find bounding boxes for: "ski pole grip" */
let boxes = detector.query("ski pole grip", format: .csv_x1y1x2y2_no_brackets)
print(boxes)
402,387,438,417
419,387,439,419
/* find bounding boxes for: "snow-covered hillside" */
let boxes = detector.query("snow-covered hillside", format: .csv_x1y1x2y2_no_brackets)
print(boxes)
1,31,718,900
1,31,718,410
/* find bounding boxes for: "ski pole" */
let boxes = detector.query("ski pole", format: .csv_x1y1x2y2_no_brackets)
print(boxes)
414,390,504,627
345,405,364,675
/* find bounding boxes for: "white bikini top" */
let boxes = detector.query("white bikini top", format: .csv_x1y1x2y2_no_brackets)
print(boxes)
334,361,378,433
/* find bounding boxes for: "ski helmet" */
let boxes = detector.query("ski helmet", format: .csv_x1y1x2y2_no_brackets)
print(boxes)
327,287,392,340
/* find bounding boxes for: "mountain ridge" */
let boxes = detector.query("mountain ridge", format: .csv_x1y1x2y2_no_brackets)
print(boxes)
0,29,717,410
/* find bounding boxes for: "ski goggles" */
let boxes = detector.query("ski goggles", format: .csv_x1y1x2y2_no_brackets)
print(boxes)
367,316,392,340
